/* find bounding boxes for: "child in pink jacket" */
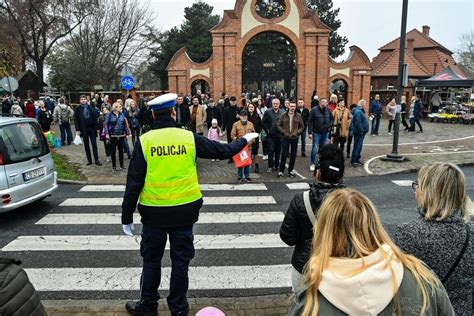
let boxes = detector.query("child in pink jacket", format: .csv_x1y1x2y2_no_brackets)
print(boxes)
207,119,222,161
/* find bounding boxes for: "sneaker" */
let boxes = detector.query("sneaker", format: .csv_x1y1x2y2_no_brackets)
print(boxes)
106,157,111,162
371,134,376,137
244,178,251,182
112,167,118,172
354,161,363,166
351,163,358,168
289,171,296,178
120,166,126,170
301,153,306,157
237,177,243,183
278,172,284,178
388,132,392,136
263,155,268,160
95,161,102,166
310,164,315,172
266,168,272,173
125,300,157,316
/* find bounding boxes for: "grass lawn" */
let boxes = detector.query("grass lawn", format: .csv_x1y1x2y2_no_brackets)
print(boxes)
51,151,84,181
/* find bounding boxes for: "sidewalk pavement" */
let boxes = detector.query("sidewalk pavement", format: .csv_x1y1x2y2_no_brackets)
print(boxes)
44,295,292,316
51,119,474,184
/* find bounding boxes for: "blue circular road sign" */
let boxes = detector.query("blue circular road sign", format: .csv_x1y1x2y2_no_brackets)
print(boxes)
121,76,135,90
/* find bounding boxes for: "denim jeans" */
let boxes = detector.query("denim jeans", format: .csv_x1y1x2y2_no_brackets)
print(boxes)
371,115,381,135
266,135,281,169
351,134,365,164
140,225,195,315
299,126,307,155
59,122,73,145
280,138,298,173
310,132,328,165
122,138,131,157
237,165,250,179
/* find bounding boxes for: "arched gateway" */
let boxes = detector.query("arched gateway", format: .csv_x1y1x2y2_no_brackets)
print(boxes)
166,0,372,105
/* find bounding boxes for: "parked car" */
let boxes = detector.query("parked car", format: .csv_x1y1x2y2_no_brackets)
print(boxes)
0,117,57,212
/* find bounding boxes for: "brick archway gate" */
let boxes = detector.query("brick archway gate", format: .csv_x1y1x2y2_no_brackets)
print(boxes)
166,0,372,106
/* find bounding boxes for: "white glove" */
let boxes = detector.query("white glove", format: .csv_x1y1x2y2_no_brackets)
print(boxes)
243,132,259,143
122,223,135,237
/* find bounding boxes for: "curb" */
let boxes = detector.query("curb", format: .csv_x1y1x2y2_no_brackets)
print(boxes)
43,294,292,316
366,157,474,176
58,179,88,185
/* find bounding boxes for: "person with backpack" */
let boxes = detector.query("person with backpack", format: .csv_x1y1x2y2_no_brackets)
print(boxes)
279,144,345,290
53,98,74,146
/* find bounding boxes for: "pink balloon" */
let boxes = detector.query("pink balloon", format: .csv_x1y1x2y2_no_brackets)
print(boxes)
195,307,225,316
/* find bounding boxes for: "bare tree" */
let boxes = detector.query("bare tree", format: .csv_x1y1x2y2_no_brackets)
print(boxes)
0,0,97,92
47,0,153,90
457,32,474,74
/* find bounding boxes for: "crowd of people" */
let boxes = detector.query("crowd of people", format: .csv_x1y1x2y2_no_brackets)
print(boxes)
1,89,429,177
282,151,471,315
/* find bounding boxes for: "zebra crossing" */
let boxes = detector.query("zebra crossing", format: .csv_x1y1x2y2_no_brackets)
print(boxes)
0,183,300,298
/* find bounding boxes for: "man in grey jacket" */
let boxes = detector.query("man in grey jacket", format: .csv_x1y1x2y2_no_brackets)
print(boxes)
262,98,284,173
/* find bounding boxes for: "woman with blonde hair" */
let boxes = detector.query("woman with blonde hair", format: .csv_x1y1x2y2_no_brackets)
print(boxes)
392,163,472,315
289,188,454,316
105,102,130,171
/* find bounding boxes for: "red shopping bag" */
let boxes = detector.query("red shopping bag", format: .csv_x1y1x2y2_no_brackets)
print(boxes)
232,145,252,168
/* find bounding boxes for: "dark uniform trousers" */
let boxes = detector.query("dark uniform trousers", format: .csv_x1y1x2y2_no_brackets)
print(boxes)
140,224,195,314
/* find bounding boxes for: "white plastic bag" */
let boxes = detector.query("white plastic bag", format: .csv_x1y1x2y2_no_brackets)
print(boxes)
73,134,83,146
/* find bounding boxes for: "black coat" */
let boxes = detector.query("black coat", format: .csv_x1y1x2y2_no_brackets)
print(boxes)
175,103,191,128
297,107,310,127
222,105,239,133
279,182,345,273
74,103,99,136
0,258,46,315
206,106,222,127
248,112,263,133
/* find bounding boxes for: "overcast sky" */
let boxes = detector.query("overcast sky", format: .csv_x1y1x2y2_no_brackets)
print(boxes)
142,0,473,61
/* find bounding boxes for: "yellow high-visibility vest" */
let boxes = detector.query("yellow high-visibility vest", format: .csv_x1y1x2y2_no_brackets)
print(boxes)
139,127,202,206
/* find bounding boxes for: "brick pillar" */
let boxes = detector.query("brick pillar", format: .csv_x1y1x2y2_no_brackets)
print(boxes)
224,34,237,97
178,75,187,95
317,35,329,98
304,34,317,106
212,35,225,97
168,76,177,94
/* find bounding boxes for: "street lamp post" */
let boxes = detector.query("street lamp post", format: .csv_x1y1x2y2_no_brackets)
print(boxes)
385,0,409,161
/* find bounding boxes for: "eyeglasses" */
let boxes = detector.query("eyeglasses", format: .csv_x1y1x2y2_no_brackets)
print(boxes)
411,181,418,191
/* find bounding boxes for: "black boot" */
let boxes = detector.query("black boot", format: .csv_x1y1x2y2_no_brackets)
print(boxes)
125,300,157,316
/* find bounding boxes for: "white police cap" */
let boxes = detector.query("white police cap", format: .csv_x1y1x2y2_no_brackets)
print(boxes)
148,93,178,110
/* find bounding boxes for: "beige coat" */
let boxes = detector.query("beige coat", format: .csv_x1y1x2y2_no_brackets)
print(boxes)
332,106,351,139
231,120,255,145
189,104,207,133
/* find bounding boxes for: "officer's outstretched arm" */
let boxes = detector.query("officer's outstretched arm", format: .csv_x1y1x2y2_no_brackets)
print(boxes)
194,133,247,160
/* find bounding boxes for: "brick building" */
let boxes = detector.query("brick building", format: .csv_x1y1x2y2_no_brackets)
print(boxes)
166,0,372,105
371,25,466,103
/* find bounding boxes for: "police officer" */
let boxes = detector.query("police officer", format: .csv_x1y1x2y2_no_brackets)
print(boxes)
122,93,258,316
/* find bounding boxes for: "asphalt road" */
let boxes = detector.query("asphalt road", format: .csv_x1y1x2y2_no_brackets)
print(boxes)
0,166,472,300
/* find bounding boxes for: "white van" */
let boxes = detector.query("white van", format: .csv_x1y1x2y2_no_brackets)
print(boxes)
0,117,58,212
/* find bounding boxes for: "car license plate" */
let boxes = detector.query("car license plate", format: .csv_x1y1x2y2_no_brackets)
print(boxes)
23,167,45,182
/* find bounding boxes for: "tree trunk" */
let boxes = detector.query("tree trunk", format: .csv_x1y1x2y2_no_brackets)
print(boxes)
35,58,44,94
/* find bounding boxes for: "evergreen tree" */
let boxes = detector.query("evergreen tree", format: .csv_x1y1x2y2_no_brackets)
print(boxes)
148,1,220,89
307,0,348,58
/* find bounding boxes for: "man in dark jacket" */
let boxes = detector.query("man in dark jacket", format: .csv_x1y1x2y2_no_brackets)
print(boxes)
74,95,102,165
351,100,369,167
296,98,309,157
262,98,284,172
277,101,305,177
222,96,240,145
411,96,424,133
279,144,345,290
369,94,382,135
205,98,222,129
122,94,258,316
308,98,332,172
175,94,191,129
